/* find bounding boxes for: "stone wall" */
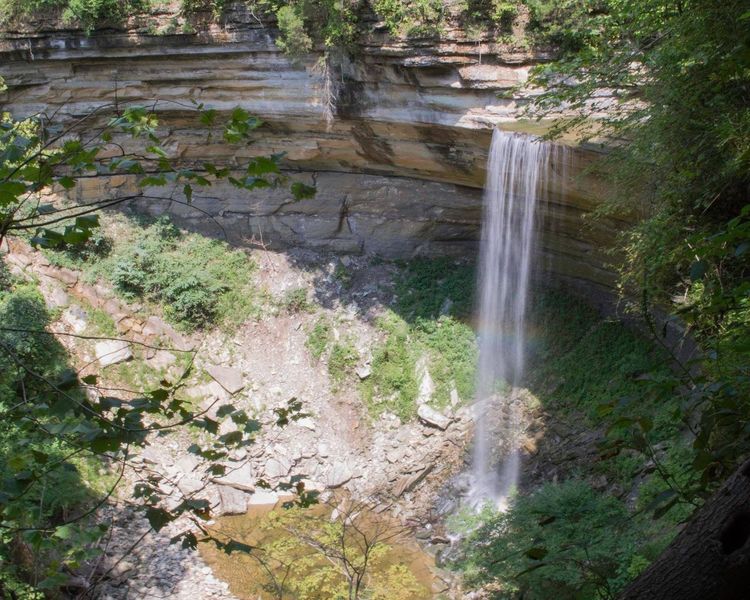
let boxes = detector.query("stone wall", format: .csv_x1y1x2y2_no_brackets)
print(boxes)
0,4,627,297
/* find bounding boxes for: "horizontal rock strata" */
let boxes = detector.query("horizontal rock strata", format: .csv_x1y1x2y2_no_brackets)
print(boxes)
0,6,627,297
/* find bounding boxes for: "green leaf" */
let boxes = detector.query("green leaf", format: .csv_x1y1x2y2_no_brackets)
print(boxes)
54,524,76,540
75,214,99,228
199,109,217,126
146,507,173,532
57,176,76,189
140,175,168,188
290,181,316,201
525,547,549,560
247,156,280,176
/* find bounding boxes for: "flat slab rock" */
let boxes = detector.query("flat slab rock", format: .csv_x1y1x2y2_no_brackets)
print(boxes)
207,365,245,395
211,463,254,492
95,340,133,367
417,404,451,430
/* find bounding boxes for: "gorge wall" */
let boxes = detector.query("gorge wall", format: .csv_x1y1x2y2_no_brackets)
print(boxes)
0,3,628,298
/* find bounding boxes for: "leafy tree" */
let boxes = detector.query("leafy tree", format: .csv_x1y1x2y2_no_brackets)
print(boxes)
516,1,750,596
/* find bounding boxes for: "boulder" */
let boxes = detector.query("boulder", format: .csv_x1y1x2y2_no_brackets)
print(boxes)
147,350,177,371
415,356,434,406
218,486,249,515
326,461,354,488
417,404,451,430
174,454,200,475
264,456,292,479
140,446,165,466
46,286,70,309
207,365,245,395
95,340,133,367
296,417,316,431
54,267,79,286
247,489,280,506
142,315,167,337
177,477,204,496
62,306,88,334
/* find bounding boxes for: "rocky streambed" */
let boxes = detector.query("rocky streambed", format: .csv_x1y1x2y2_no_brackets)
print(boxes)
3,234,482,598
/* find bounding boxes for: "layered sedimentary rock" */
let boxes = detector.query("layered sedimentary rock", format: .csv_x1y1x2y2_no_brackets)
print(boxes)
0,4,626,296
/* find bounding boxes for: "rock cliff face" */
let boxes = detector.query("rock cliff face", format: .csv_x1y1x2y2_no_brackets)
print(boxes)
0,5,627,297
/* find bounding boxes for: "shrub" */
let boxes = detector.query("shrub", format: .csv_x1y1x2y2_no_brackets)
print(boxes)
50,215,260,330
372,0,444,36
0,0,150,32
418,315,477,408
393,258,475,322
275,4,313,56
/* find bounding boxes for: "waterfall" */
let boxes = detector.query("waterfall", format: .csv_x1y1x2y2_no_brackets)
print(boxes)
470,129,567,509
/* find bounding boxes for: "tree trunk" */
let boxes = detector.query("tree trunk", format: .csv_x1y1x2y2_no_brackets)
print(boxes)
619,459,750,600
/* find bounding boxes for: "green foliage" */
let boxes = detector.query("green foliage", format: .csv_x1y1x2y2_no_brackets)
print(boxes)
453,290,697,596
523,0,609,52
256,0,360,56
0,279,106,592
394,257,475,322
332,261,353,288
460,0,519,30
305,317,331,360
371,0,444,36
327,341,358,385
0,100,310,597
275,4,313,56
362,312,419,421
455,481,646,600
51,216,260,330
529,0,750,498
363,259,478,420
87,307,118,337
0,0,148,32
528,290,691,491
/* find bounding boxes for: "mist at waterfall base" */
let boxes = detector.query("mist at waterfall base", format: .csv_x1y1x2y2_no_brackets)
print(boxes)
468,129,567,511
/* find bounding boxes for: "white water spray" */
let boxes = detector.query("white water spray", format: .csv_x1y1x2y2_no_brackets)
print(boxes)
470,129,567,509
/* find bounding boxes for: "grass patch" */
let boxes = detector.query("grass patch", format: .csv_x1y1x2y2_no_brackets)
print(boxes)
86,307,117,337
281,287,314,314
527,290,679,441
393,257,475,323
363,259,478,421
305,317,331,361
362,313,419,421
327,342,358,387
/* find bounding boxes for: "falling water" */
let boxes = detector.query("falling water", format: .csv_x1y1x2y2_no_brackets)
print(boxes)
470,129,567,509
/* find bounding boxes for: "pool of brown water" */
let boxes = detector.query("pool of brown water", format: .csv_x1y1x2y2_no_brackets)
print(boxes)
199,497,438,599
